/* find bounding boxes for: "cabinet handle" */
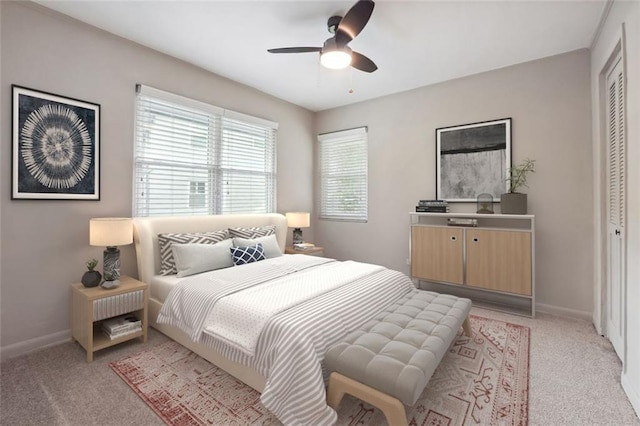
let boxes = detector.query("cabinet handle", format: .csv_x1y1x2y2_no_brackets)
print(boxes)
473,237,479,242
450,236,457,241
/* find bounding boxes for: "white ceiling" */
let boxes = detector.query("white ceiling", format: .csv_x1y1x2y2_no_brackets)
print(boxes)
36,0,606,112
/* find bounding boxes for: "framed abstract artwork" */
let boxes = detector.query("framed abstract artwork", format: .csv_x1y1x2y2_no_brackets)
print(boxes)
12,85,100,200
436,118,511,202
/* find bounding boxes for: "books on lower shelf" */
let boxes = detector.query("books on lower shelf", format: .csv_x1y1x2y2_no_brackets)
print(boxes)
447,217,478,227
102,314,142,340
415,206,450,213
293,243,316,250
103,326,142,340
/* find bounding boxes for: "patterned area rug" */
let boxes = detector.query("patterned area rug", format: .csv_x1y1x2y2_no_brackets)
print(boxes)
110,315,529,426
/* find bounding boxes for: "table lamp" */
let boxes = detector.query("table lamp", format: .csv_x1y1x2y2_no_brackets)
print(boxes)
285,212,310,245
90,218,133,284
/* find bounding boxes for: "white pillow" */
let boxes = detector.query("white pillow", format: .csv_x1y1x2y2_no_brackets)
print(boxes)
233,234,282,259
171,239,234,277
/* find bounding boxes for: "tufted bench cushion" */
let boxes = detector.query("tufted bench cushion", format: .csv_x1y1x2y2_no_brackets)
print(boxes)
325,289,472,424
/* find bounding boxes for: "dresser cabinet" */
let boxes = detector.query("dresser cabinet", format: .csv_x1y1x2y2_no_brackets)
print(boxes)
466,229,531,295
411,226,464,285
410,213,535,316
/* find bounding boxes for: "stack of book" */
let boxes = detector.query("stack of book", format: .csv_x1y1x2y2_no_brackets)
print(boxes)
447,217,478,227
102,314,142,340
415,200,449,213
293,242,316,250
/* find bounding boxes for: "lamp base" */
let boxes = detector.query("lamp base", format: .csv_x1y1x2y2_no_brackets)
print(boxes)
101,279,120,289
292,228,303,245
103,246,121,281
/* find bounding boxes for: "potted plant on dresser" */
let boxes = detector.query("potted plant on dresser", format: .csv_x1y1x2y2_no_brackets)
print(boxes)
501,158,535,214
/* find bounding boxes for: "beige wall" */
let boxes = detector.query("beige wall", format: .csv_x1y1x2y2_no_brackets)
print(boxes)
0,1,613,367
0,2,315,355
591,0,640,416
315,49,594,317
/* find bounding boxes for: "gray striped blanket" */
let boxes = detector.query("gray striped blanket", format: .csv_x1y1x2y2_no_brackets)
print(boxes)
158,255,415,425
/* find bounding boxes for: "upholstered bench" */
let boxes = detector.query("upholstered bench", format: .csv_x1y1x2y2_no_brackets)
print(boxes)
325,290,472,426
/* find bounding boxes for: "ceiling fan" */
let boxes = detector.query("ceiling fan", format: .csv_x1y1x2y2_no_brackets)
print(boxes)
268,0,378,73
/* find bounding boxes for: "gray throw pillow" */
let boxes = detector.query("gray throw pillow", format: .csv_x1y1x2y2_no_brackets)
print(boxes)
171,239,234,277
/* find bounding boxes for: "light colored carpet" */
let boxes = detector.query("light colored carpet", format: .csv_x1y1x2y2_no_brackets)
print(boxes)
1,307,638,425
109,315,529,425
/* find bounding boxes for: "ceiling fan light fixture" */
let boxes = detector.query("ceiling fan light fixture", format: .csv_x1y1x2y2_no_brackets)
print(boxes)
320,49,352,69
268,0,377,73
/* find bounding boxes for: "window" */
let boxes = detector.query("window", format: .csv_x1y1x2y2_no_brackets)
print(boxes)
318,127,368,221
133,85,277,217
189,181,206,208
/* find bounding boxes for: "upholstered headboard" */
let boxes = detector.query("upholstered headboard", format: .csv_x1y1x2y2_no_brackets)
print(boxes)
133,214,288,284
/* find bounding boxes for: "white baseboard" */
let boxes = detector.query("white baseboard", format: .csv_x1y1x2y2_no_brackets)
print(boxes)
0,330,71,361
622,372,640,418
535,303,592,321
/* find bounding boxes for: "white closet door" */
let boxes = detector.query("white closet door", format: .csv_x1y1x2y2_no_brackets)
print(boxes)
605,54,626,360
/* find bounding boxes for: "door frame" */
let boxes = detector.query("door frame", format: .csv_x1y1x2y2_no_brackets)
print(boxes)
593,24,627,366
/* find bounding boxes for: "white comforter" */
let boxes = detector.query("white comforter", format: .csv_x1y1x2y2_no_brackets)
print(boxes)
157,255,415,425
157,255,332,341
206,260,384,356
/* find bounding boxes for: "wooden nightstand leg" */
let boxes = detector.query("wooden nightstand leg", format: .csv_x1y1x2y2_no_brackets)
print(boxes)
86,300,94,363
142,288,149,343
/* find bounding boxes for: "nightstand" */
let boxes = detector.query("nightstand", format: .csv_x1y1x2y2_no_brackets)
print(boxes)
285,246,325,256
71,275,148,362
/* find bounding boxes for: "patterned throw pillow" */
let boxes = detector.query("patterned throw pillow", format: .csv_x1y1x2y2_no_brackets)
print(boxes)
230,243,265,266
233,234,282,259
158,230,228,275
228,225,276,239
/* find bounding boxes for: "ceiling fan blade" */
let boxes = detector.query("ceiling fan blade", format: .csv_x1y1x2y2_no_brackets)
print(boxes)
267,47,322,54
335,0,375,46
351,51,378,73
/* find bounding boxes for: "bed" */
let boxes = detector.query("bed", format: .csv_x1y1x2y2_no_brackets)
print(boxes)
132,213,417,425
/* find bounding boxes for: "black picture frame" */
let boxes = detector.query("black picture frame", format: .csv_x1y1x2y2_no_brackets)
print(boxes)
436,118,512,202
12,85,100,200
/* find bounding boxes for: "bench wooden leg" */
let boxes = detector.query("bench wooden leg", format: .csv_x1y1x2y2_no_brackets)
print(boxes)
462,317,473,337
327,372,408,426
326,373,346,410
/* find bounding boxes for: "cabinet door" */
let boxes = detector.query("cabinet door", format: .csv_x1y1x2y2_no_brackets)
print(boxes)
411,226,464,285
466,229,531,295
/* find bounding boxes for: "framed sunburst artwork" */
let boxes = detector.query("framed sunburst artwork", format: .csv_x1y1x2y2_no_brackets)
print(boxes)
12,85,100,200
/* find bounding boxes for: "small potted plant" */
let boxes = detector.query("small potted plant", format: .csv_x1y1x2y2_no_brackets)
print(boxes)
101,272,120,289
501,158,535,214
81,259,102,288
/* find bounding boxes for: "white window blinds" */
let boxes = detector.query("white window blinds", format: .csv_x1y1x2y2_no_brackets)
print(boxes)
318,127,368,222
133,85,277,217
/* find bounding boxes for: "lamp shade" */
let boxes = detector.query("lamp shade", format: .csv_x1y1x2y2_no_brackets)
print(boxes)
90,218,133,247
286,212,310,228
